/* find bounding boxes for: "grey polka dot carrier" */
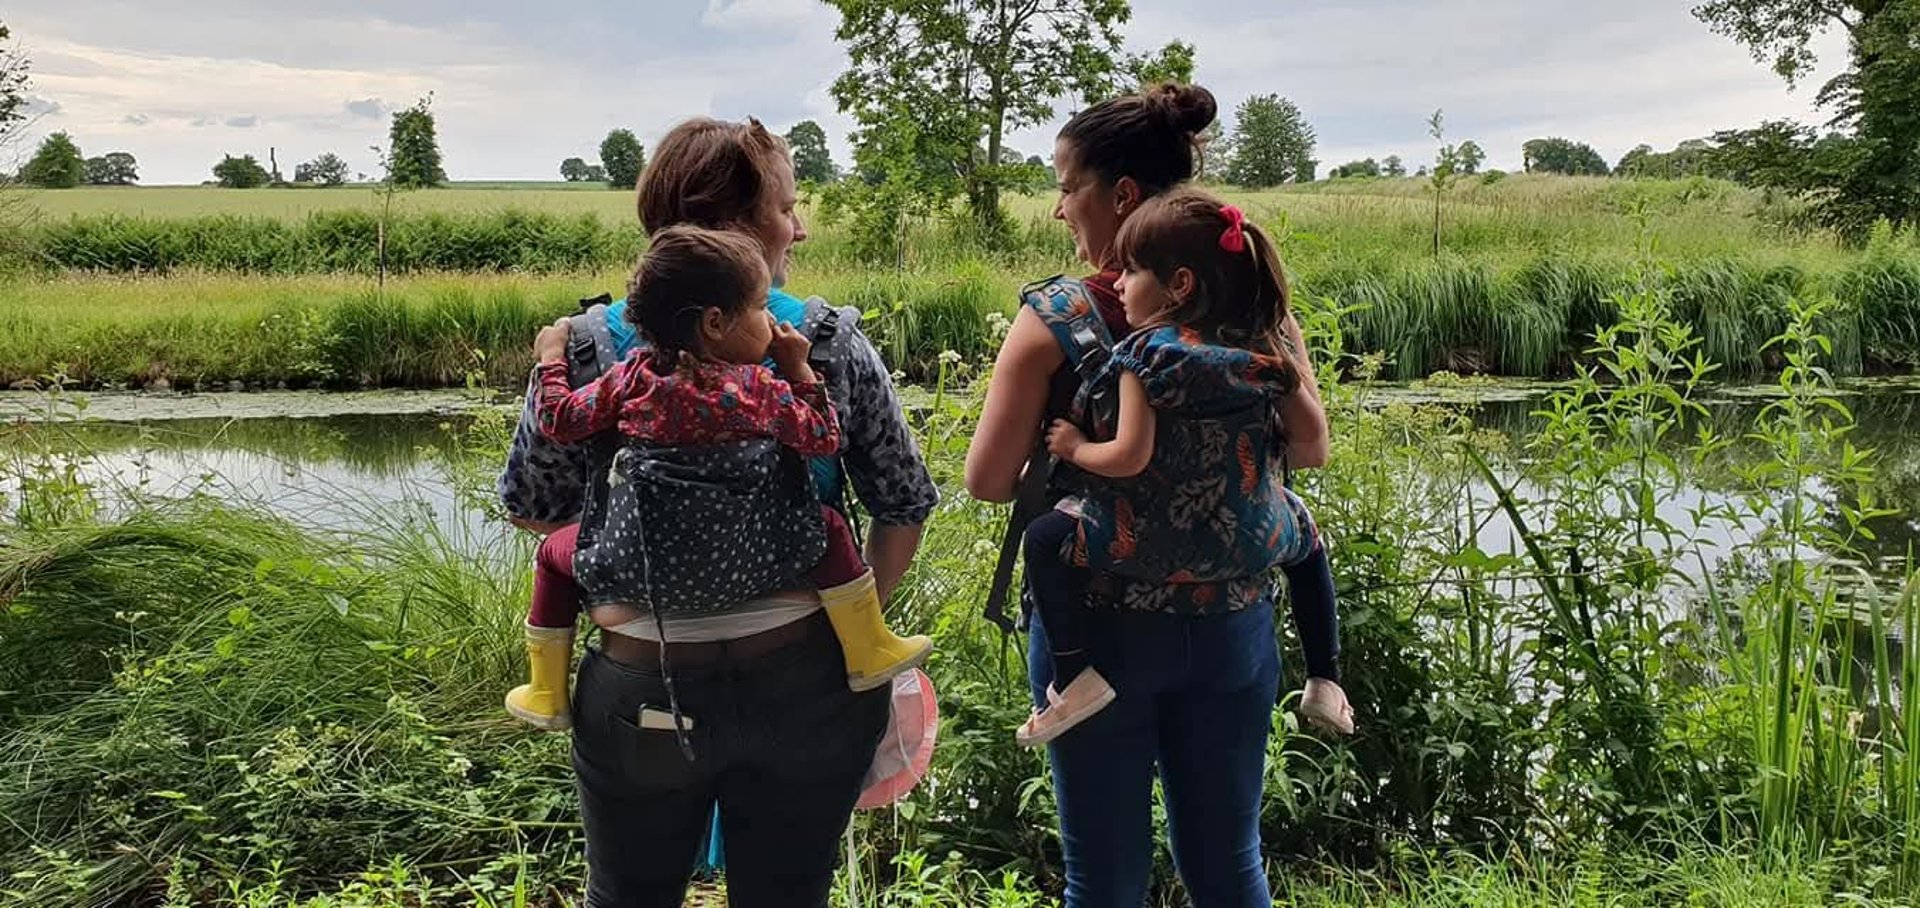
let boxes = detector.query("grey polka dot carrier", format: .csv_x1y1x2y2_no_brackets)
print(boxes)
574,437,827,615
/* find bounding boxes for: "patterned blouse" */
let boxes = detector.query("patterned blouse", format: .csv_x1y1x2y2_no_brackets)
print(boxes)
533,352,839,457
498,292,939,530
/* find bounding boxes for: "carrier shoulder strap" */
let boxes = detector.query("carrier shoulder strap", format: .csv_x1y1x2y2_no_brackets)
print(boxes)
981,276,1113,634
565,293,618,387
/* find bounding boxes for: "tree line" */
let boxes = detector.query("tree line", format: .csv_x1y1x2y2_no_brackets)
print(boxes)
5,1,1915,236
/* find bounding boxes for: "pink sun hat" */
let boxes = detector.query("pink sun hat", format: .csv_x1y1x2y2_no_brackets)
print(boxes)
857,668,939,810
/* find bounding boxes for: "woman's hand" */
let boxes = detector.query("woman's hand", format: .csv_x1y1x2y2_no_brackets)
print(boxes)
533,318,571,364
1045,419,1087,462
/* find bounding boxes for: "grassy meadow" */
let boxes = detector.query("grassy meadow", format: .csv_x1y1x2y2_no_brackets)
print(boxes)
3,174,1918,387
4,288,1920,905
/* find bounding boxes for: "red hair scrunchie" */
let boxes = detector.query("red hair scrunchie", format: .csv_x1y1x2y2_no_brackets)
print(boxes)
1218,205,1248,253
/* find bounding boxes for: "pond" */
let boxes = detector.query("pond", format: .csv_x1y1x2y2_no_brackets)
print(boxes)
2,379,1917,568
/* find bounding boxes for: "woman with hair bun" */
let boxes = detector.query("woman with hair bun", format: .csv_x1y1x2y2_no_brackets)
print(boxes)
966,84,1334,907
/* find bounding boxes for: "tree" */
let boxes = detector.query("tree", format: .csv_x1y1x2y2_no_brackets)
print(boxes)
600,128,645,190
560,156,593,182
212,154,271,189
1383,155,1407,178
1426,110,1464,255
1127,40,1196,87
21,131,84,187
387,97,446,189
1615,139,1728,179
1693,0,1920,230
1329,158,1381,179
825,0,1131,247
1,22,26,150
786,120,836,184
84,151,137,185
586,163,606,183
1457,140,1486,175
1521,137,1610,176
294,153,349,186
1224,94,1317,188
1616,143,1658,176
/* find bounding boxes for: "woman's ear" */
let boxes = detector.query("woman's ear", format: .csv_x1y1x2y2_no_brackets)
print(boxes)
1112,176,1142,217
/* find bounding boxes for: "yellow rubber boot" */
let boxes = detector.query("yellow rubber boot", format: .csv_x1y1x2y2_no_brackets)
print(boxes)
820,571,932,692
505,623,575,731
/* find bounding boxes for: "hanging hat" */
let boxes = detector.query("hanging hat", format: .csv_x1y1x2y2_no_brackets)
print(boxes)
857,668,939,810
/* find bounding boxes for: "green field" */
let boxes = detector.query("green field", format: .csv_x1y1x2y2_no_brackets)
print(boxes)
19,183,642,221
3,175,1917,387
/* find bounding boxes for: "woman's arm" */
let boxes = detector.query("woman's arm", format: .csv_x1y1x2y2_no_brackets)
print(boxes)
1046,372,1155,478
964,307,1066,503
827,315,939,595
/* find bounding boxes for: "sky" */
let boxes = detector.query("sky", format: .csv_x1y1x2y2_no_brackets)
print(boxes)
2,0,1851,185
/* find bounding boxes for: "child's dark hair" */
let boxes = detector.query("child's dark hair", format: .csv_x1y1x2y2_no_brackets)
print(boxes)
1056,83,1217,197
1114,188,1292,361
626,226,770,372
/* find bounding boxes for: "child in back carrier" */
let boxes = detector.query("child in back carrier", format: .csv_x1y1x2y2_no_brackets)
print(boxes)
504,225,932,730
1017,189,1353,747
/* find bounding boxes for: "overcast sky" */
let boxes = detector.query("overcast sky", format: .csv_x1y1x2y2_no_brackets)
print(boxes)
3,0,1848,185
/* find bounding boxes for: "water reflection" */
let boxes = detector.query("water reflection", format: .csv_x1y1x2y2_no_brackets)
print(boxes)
1,382,1915,566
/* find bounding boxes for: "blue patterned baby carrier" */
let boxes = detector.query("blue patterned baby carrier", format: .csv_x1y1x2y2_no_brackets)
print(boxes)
982,276,1305,628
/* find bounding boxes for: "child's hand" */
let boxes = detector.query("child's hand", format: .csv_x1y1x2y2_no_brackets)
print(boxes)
768,321,817,384
533,318,571,363
1045,419,1087,462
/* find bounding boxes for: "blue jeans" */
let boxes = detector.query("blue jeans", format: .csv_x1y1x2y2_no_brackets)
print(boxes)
1028,601,1280,908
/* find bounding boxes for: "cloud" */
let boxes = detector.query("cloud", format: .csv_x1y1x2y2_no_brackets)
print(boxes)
0,0,1846,184
701,0,834,32
224,114,260,128
22,95,63,117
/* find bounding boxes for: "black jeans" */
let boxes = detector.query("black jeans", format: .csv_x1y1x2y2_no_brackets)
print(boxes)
571,612,889,907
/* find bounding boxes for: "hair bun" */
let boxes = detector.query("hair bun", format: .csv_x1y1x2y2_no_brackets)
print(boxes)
1148,83,1217,138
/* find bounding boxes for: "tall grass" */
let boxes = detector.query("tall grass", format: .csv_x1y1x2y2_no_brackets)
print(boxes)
30,209,641,274
2,204,1919,903
5,241,1918,389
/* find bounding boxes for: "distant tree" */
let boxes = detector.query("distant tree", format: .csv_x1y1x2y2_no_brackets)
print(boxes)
1329,158,1381,179
586,163,606,183
825,0,1131,248
1615,139,1727,179
1383,155,1406,177
1127,40,1196,87
1,22,27,150
1456,140,1486,174
212,154,271,189
1225,94,1317,188
1616,143,1658,176
294,153,349,186
560,156,593,182
1694,0,1920,230
787,120,836,184
387,97,446,188
600,128,645,189
84,151,137,185
1521,137,1610,176
1426,110,1466,255
1197,120,1232,182
21,131,84,187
